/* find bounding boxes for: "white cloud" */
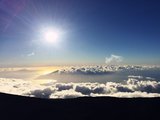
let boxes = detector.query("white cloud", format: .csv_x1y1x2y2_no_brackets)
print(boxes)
146,77,155,80
128,75,143,79
27,52,35,57
105,54,123,65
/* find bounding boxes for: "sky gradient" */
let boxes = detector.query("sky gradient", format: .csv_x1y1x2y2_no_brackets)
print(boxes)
0,0,160,67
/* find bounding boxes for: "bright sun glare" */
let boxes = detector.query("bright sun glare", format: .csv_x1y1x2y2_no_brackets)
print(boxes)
43,28,61,43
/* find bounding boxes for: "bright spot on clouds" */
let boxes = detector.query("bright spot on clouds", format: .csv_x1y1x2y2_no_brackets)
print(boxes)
105,54,123,65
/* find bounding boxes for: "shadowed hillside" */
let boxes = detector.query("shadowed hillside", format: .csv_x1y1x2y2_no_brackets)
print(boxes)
0,93,160,120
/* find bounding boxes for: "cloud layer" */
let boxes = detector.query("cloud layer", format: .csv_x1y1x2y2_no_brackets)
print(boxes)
0,65,159,98
47,66,116,76
42,65,159,77
0,76,160,99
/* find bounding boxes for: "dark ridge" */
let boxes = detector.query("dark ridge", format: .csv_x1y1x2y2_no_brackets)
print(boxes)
0,92,160,120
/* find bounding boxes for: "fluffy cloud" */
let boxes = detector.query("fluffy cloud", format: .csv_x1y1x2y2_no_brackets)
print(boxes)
50,89,85,99
55,83,73,91
1,76,160,99
105,54,123,65
126,78,160,93
27,88,54,98
27,52,35,57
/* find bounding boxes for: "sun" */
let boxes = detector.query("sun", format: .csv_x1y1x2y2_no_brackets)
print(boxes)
43,28,61,43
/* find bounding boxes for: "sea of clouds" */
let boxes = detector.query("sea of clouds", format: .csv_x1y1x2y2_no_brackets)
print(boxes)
0,75,160,98
0,65,160,99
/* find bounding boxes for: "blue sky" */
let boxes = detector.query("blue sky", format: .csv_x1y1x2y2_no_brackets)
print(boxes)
0,0,160,66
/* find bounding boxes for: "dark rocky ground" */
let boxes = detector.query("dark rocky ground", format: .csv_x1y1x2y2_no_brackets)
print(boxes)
0,92,160,120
